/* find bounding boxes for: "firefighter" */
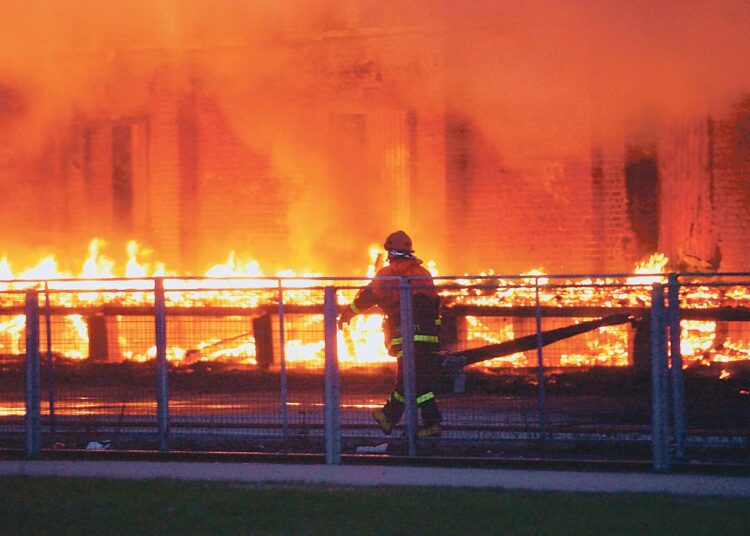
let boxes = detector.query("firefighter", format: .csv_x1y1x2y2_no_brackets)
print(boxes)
338,230,443,438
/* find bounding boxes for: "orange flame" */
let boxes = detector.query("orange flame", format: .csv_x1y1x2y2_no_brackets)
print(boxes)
0,241,748,372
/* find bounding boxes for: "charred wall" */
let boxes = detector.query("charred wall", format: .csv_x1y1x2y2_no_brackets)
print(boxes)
625,143,660,262
590,143,638,272
657,97,750,272
444,114,604,274
713,97,750,271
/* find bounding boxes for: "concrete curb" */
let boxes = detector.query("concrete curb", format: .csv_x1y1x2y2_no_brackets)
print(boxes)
2,460,750,497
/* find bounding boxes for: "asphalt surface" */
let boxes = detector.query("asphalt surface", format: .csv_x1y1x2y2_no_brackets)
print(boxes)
2,460,750,497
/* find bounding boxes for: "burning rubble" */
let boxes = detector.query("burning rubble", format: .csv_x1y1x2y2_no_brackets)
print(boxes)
0,239,749,375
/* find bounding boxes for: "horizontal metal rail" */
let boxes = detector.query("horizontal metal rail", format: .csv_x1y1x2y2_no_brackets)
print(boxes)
3,303,750,322
4,269,750,286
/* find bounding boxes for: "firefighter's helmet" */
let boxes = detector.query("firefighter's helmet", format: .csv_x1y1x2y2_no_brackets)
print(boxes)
384,230,413,253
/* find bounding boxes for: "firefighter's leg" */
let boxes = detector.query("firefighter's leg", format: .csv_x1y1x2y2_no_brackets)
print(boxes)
381,390,406,423
375,348,443,437
416,345,442,437
372,359,405,434
382,358,406,423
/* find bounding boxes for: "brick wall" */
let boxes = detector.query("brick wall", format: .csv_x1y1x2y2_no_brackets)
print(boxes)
190,90,288,273
645,100,750,274
444,116,618,275
712,98,750,271
591,143,638,273
657,116,719,271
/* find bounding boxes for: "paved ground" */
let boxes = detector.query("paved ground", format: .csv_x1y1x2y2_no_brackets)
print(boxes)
2,460,750,497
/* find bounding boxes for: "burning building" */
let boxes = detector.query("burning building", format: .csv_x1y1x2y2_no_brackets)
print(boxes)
0,1,748,277
1,2,750,373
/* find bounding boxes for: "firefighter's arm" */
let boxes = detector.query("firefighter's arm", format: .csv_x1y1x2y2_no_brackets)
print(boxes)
337,302,358,329
338,286,377,329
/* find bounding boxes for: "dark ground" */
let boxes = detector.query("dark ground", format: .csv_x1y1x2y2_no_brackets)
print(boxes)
2,360,749,465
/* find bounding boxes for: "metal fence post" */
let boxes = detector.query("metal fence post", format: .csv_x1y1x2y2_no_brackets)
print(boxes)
25,290,41,457
650,283,670,471
323,286,341,464
278,280,289,437
154,277,170,453
44,283,56,439
667,274,686,460
534,279,547,439
400,278,418,457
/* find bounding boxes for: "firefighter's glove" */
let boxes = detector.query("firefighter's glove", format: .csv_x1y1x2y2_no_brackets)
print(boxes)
338,307,356,329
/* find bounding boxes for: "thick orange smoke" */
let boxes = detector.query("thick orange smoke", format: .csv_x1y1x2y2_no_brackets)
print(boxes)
1,1,749,273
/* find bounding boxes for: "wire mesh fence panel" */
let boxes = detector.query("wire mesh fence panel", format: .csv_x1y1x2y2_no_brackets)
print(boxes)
281,305,326,452
435,279,542,454
541,278,652,461
5,273,748,465
677,277,750,464
41,288,158,451
410,276,661,460
441,310,540,448
337,292,400,447
332,276,650,457
541,280,654,461
162,282,331,454
165,289,286,452
0,291,28,448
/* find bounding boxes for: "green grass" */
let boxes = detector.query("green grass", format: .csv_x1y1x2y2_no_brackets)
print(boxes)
3,476,749,535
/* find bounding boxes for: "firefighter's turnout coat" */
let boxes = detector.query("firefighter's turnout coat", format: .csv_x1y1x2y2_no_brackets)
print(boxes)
348,256,440,357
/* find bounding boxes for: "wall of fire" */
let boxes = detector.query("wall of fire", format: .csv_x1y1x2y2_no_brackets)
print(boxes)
1,27,749,276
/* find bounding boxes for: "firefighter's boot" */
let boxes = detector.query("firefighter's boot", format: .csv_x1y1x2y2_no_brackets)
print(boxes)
372,409,394,435
417,394,442,438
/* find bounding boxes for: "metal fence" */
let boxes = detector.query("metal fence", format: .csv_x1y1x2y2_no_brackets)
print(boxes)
3,273,750,470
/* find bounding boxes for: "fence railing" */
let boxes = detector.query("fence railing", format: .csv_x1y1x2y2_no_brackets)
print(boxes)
4,273,750,470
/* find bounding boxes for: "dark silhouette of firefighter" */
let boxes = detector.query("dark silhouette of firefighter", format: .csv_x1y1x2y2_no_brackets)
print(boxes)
338,230,442,438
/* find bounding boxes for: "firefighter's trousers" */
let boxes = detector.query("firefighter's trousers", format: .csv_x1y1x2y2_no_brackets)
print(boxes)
382,343,442,426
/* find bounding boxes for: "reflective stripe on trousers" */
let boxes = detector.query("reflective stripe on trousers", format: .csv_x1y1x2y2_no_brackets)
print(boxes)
388,334,439,349
388,390,434,405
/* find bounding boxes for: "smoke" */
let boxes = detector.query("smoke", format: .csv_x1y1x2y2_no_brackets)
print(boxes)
426,0,750,160
1,1,750,272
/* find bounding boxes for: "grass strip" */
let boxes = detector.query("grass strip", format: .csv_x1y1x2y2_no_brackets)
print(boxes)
3,476,750,535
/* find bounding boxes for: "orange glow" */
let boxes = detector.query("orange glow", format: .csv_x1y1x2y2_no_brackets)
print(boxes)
0,241,749,371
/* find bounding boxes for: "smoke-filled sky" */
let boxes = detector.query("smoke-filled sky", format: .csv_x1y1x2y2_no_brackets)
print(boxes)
4,2,750,128
1,0,750,272
3,1,749,148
